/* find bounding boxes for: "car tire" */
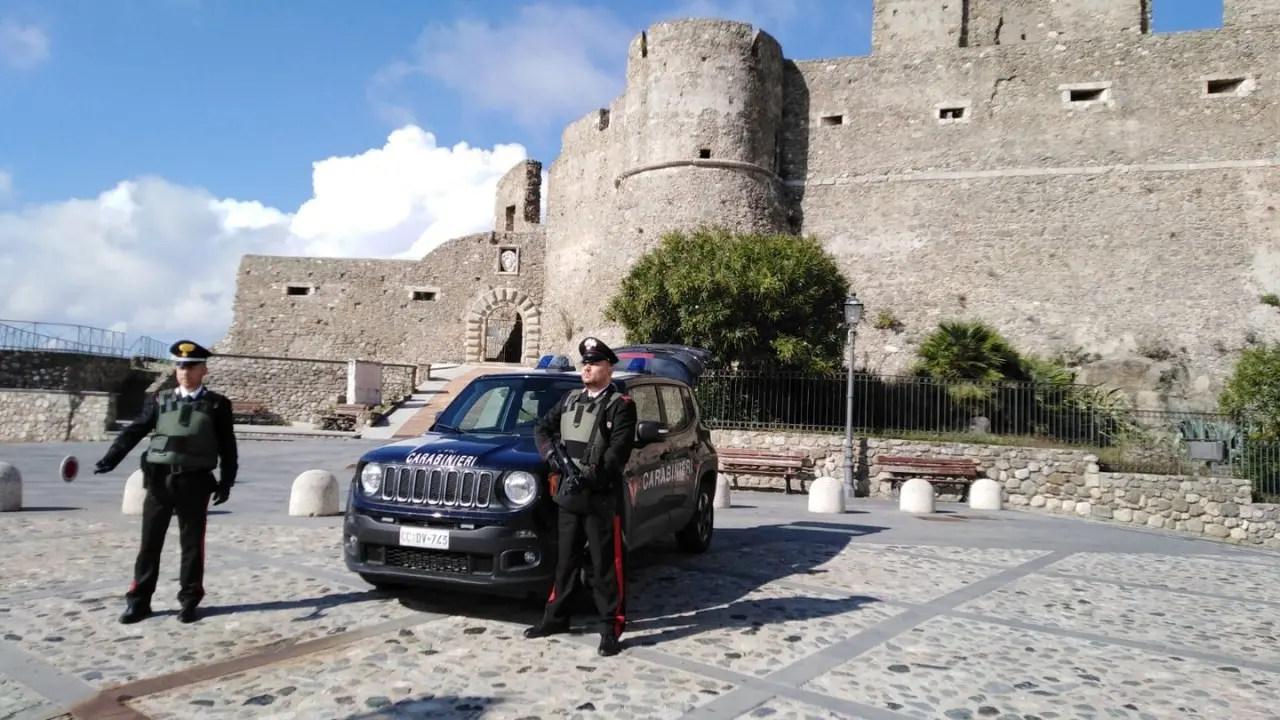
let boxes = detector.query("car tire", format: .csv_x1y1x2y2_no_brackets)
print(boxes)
675,477,714,553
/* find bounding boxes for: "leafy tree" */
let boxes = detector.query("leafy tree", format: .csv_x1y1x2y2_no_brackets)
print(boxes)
1220,342,1280,439
603,226,851,372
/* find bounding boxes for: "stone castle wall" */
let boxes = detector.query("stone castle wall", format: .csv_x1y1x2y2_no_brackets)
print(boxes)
713,428,1280,550
541,9,1280,408
223,4,1280,409
218,161,546,366
0,350,135,392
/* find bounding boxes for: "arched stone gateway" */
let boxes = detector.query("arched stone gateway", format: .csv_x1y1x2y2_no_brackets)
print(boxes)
465,288,542,364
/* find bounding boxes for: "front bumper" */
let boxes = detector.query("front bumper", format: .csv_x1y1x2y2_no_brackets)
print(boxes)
342,504,556,597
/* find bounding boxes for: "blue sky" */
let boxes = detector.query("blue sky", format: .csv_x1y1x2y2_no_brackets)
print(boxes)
0,0,1230,342
0,0,1226,210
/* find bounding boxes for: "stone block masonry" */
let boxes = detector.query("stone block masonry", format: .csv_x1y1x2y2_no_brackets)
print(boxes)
206,355,416,426
0,351,134,392
0,389,114,442
218,211,545,366
713,429,1280,550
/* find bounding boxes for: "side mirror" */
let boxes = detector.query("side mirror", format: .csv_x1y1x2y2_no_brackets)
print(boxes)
636,420,669,445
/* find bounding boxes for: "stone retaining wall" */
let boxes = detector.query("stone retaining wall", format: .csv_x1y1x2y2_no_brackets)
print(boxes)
206,356,348,425
0,350,134,392
0,389,114,442
711,429,1280,550
207,355,418,425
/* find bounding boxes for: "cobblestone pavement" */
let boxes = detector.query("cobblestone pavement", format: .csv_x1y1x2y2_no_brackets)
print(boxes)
1,439,1278,719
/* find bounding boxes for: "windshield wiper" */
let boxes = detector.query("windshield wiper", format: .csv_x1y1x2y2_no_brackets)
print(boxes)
432,422,468,434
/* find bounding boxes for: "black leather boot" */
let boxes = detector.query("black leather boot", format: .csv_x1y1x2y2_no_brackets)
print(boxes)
597,633,622,657
177,604,200,624
118,601,152,624
523,620,570,639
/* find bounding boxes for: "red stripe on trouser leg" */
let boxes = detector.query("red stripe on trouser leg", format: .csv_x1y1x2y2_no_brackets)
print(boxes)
612,516,625,637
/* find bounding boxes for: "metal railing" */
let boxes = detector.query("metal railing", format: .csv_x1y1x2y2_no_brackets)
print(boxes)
694,369,1280,500
0,320,168,360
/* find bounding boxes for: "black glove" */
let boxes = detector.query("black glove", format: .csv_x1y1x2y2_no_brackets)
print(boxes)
93,459,112,475
212,482,231,506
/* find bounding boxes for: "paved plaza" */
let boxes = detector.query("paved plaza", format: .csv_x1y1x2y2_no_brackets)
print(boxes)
1,437,1279,719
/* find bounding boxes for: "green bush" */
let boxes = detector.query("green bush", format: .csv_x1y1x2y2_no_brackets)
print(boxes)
604,226,851,372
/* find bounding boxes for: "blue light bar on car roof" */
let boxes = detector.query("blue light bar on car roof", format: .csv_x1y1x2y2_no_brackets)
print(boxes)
623,357,648,373
535,354,575,371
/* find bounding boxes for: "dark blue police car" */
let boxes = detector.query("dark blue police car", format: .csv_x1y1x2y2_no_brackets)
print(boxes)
341,344,720,599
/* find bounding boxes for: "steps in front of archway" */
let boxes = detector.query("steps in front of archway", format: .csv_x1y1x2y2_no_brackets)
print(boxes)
389,363,526,439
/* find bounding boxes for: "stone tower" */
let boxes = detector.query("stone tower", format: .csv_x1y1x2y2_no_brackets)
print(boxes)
541,18,790,353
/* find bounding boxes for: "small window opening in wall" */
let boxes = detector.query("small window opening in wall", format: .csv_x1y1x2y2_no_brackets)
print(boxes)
1069,87,1106,103
820,114,843,126
1206,77,1246,96
698,148,712,159
938,106,966,121
412,290,437,302
285,285,312,296
504,205,516,231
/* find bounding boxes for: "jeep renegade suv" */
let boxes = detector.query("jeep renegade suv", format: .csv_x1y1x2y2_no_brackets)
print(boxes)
341,344,720,599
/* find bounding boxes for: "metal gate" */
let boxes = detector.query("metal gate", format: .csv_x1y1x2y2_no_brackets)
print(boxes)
483,311,523,362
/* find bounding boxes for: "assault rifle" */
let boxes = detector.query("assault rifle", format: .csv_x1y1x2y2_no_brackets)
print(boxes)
549,440,589,512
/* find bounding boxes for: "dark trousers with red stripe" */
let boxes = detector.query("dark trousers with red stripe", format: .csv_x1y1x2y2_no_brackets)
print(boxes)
541,505,626,637
125,467,214,609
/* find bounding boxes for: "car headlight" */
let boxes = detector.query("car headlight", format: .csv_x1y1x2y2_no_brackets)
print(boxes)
360,463,384,495
503,471,538,507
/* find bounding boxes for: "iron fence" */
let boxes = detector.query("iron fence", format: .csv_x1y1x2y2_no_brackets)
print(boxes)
0,320,168,360
695,369,1280,500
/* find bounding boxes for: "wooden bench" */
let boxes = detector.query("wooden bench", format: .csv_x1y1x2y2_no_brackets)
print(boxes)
718,448,811,495
230,400,273,425
878,456,980,499
319,403,378,432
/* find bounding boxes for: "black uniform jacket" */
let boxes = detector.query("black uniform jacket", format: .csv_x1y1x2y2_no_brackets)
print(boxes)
534,386,638,496
100,388,239,487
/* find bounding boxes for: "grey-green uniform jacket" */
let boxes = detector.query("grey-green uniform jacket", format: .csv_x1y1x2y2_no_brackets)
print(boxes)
534,386,638,500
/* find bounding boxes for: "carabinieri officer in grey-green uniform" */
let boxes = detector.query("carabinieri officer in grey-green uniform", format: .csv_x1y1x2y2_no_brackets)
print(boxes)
93,339,238,625
526,337,638,657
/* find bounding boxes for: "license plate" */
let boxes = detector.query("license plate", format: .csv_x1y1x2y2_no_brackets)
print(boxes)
399,527,450,550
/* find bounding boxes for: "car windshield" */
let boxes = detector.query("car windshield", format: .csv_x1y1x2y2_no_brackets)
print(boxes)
432,374,587,436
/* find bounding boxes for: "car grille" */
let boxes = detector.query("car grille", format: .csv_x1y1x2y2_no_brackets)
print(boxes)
375,465,496,509
383,547,470,574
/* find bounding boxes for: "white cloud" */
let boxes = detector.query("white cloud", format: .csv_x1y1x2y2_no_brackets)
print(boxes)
372,3,632,130
0,20,49,70
371,0,817,130
0,126,529,344
0,171,11,201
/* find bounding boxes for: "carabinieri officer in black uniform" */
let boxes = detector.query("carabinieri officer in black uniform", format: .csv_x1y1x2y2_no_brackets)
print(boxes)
93,339,238,624
525,337,638,657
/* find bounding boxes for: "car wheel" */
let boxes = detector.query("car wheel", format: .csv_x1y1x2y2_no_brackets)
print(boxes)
675,478,714,553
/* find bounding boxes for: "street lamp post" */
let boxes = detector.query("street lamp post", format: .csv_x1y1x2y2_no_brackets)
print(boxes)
842,294,864,498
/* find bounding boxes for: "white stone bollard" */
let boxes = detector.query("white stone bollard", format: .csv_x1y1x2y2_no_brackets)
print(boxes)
0,462,21,512
807,476,845,514
122,469,146,515
289,470,341,517
713,475,732,509
968,478,1003,511
899,478,935,514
